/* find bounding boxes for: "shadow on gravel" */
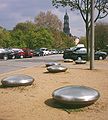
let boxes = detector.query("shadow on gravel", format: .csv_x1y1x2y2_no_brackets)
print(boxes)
44,98,91,114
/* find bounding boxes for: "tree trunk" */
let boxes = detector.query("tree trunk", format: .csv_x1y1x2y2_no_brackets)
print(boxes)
86,25,90,61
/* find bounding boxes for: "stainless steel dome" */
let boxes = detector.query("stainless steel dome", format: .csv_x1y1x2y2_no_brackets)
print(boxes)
46,62,60,67
1,74,34,87
52,85,100,105
75,60,87,64
64,59,73,62
47,65,67,73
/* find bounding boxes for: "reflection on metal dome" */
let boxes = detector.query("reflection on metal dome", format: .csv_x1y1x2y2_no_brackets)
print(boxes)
47,65,67,73
1,74,34,87
75,60,87,64
52,85,100,105
64,59,73,62
46,62,60,67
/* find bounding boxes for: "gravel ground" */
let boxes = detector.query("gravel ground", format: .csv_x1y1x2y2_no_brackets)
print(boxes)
0,59,108,120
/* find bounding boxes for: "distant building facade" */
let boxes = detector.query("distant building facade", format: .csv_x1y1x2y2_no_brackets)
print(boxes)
63,11,70,35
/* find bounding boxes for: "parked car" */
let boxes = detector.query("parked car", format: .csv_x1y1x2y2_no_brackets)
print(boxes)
40,48,49,56
48,50,53,55
50,49,58,54
0,48,15,60
63,47,107,60
95,51,107,60
58,49,64,54
11,48,25,59
33,48,44,56
22,48,33,58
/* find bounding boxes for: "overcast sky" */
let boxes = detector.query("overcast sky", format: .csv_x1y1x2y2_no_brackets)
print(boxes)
0,0,108,37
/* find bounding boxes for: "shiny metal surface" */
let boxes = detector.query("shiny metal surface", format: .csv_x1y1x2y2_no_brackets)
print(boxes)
75,60,87,64
46,62,60,67
64,59,73,62
52,86,100,105
47,65,67,73
1,74,34,87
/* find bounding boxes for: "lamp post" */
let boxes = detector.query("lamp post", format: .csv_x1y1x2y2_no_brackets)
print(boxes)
90,0,95,70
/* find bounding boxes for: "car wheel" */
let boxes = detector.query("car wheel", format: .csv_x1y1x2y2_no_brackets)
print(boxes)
20,55,24,59
98,56,103,60
12,55,15,59
3,55,8,60
77,56,82,60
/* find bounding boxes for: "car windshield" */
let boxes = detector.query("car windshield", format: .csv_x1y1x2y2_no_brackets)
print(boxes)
0,49,5,53
35,48,41,52
70,46,86,52
40,48,48,51
76,48,87,52
70,46,77,51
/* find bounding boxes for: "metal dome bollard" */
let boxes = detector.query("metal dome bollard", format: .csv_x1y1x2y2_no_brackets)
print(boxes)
52,85,100,106
64,59,73,62
75,60,87,64
47,65,67,73
45,62,60,67
1,74,34,87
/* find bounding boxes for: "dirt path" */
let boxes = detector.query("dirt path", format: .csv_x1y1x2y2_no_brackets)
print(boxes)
0,60,108,120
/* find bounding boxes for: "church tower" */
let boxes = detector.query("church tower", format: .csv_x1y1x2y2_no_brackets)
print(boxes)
63,11,70,35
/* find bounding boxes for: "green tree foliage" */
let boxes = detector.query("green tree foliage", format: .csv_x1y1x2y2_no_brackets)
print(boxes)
59,31,74,49
12,22,37,49
34,11,62,31
95,22,108,50
10,18,74,49
50,29,74,49
80,36,87,47
24,30,37,49
0,14,74,49
0,28,11,48
33,28,54,49
11,22,54,49
10,29,26,48
13,21,36,32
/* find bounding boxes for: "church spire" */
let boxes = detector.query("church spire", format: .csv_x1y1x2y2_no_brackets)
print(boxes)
63,10,70,35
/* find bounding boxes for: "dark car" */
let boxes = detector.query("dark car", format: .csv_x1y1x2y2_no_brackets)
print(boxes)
22,48,33,58
63,47,107,60
0,48,15,60
33,48,43,56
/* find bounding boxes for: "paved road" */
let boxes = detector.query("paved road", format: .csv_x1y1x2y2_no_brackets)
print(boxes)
0,54,63,74
0,54,108,74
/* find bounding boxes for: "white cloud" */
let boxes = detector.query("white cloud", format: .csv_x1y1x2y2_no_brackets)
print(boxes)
0,3,7,11
10,12,31,22
51,8,64,21
68,12,85,37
